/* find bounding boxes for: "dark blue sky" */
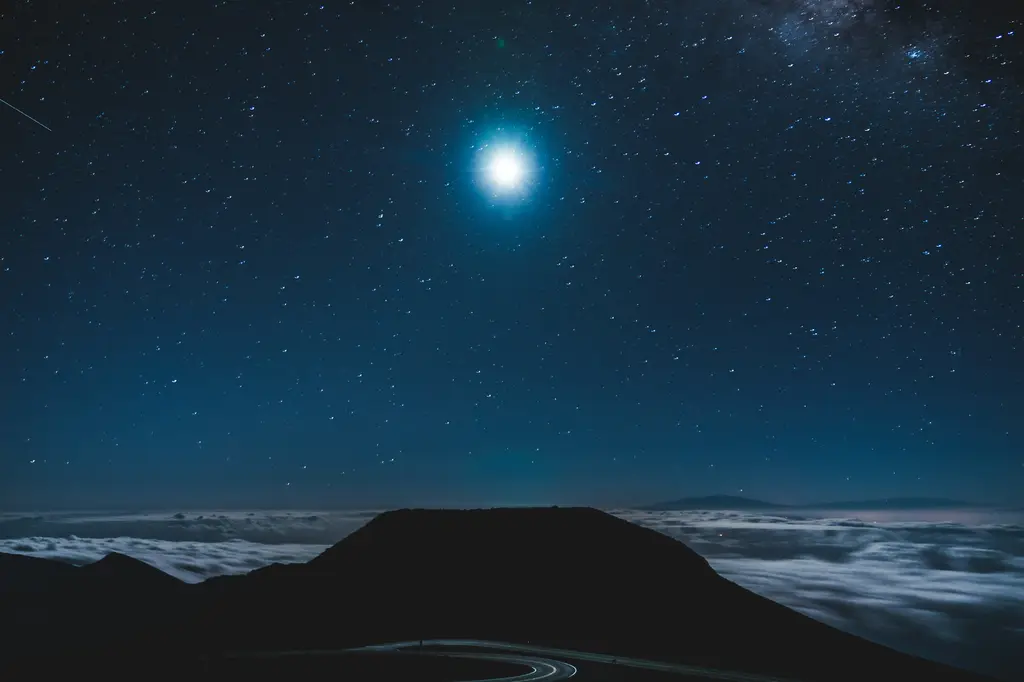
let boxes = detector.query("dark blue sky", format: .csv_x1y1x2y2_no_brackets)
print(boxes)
1,1,1021,510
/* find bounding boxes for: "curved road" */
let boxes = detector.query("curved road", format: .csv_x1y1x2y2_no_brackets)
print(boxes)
431,652,577,682
226,638,798,682
223,643,577,682
347,639,797,682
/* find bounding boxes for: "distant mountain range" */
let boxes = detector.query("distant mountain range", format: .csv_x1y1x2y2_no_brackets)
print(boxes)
0,507,993,681
641,494,994,511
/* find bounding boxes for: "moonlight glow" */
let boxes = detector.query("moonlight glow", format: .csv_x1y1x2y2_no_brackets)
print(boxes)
478,143,534,199
488,150,525,189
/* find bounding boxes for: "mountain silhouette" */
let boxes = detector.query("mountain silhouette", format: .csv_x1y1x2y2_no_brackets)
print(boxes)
644,495,989,511
1,507,993,681
0,550,182,594
804,497,987,510
77,551,184,589
0,551,79,594
643,495,793,510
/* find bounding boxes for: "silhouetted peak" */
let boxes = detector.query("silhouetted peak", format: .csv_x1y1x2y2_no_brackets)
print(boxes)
809,497,986,510
80,552,182,586
0,551,75,571
645,495,790,510
2,510,991,682
309,506,715,581
0,551,79,593
644,495,992,511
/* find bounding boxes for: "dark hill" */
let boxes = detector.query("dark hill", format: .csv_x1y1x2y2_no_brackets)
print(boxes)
2,507,992,682
310,506,719,576
1,549,188,652
0,550,183,593
192,507,986,681
78,551,184,589
0,551,79,593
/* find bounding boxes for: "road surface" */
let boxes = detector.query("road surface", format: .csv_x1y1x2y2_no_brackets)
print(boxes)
226,638,799,681
346,639,797,682
223,643,577,682
434,652,578,681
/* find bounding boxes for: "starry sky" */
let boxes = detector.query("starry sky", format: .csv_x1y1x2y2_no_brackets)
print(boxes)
1,0,1021,510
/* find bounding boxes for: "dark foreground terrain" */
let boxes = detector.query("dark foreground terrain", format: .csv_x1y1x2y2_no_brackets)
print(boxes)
210,650,526,682
0,507,997,681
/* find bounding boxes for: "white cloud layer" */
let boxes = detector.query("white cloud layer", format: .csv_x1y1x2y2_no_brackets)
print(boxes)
0,534,327,582
0,509,376,546
616,508,1024,681
1,507,1021,680
0,510,364,581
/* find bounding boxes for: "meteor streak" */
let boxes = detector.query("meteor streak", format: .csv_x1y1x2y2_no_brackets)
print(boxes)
0,96,52,131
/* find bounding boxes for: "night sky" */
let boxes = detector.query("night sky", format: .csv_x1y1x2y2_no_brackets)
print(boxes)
2,1,1021,510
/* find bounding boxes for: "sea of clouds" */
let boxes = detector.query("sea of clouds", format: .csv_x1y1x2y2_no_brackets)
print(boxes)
1,507,1021,680
619,508,1024,681
0,510,361,580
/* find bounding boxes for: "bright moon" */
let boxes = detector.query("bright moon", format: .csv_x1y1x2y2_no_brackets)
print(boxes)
485,148,527,192
489,152,524,188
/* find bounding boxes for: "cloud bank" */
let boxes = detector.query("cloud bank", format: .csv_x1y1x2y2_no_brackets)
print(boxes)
2,507,1021,680
617,508,1024,681
0,510,365,581
0,509,376,545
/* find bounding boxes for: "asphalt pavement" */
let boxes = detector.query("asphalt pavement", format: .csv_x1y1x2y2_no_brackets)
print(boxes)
224,638,801,682
345,639,796,682
224,643,577,682
436,652,578,681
